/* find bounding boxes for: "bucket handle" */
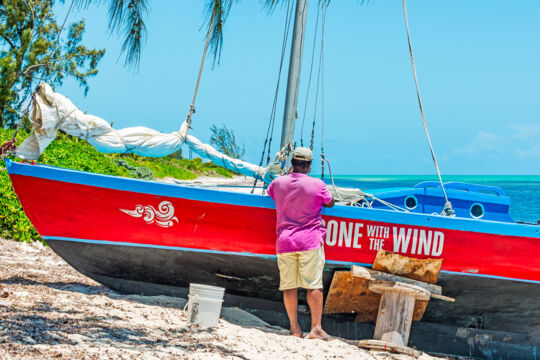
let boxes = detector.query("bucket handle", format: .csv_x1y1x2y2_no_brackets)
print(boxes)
183,294,198,312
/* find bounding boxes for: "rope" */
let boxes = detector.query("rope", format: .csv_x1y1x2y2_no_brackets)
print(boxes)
264,0,294,166
0,91,36,159
402,0,454,216
251,0,294,193
321,154,409,212
299,4,320,147
318,5,327,179
185,9,217,126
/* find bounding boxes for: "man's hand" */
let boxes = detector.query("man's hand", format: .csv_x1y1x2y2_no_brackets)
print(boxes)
323,198,335,208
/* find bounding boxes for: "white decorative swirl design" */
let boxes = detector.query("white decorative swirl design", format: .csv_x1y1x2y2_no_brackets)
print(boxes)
120,201,178,228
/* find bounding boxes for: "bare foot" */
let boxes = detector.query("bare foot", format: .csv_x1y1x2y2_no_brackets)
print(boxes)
290,322,303,338
308,326,333,341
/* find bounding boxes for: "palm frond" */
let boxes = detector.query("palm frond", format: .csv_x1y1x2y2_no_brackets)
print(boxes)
263,0,285,12
72,0,98,8
204,0,237,67
74,0,148,69
116,0,148,68
263,0,331,13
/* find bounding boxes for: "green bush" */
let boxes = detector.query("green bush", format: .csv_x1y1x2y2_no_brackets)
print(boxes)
1,129,39,242
114,159,155,180
0,130,235,243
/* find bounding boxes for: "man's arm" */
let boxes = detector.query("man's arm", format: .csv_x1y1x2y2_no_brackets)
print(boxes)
323,197,335,208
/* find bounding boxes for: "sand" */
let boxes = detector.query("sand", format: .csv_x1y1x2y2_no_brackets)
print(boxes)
0,238,455,360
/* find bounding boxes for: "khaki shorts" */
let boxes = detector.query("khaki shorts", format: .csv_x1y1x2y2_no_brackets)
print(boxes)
277,247,325,291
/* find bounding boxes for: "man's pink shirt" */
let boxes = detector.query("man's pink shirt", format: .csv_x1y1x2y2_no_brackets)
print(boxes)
267,173,333,254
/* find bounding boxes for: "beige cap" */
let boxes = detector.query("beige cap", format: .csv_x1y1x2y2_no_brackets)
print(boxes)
292,147,313,161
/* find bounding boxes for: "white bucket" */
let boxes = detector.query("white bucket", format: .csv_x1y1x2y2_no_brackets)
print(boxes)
184,283,225,327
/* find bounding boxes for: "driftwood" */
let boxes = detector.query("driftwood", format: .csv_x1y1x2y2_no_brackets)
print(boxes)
358,339,421,357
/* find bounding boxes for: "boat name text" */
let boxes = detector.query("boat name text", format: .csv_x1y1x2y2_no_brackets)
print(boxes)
321,220,444,256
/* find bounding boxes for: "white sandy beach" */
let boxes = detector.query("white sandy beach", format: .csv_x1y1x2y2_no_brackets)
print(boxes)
0,237,456,360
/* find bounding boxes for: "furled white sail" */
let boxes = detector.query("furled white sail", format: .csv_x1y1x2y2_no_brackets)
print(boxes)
16,83,281,184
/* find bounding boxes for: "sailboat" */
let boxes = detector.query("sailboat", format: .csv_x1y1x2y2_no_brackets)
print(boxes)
3,0,539,358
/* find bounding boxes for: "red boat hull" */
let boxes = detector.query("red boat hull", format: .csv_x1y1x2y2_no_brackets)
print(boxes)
8,164,540,283
6,160,540,357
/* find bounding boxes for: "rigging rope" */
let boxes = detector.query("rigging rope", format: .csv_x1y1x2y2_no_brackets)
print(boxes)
299,4,321,147
251,0,295,193
318,5,327,179
185,9,217,126
402,0,454,216
321,155,408,212
264,0,295,167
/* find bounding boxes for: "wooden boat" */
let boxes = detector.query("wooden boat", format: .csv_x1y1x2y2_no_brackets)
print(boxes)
4,0,540,358
6,160,540,350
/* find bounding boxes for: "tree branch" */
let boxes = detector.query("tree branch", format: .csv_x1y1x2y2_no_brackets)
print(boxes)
0,33,15,49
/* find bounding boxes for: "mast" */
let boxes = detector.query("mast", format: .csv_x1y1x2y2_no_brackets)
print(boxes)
280,0,309,150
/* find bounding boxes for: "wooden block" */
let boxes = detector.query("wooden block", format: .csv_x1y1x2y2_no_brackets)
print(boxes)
373,250,443,284
358,339,421,357
351,266,442,295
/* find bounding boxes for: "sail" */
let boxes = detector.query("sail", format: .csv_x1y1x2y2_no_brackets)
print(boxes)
16,83,281,184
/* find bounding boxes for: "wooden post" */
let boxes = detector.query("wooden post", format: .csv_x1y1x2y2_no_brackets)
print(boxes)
374,288,416,345
370,281,430,347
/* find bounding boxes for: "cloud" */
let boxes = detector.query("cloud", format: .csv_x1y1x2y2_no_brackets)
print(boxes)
516,143,540,160
453,131,504,156
452,124,540,161
509,123,540,140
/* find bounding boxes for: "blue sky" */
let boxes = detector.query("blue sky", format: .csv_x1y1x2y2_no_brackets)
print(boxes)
57,1,540,175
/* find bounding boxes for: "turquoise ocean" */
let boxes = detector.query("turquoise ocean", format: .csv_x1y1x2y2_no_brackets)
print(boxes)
326,175,540,224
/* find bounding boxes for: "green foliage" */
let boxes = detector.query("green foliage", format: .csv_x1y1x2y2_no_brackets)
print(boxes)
0,129,234,243
114,158,154,180
0,128,38,242
209,124,245,160
0,0,105,128
115,153,233,180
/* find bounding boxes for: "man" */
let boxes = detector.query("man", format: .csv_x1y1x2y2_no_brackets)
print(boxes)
267,147,335,340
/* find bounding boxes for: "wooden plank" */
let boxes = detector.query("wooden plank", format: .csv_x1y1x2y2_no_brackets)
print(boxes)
430,293,455,302
373,250,443,284
358,339,421,357
369,280,431,301
322,271,380,315
352,266,454,302
351,265,442,295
